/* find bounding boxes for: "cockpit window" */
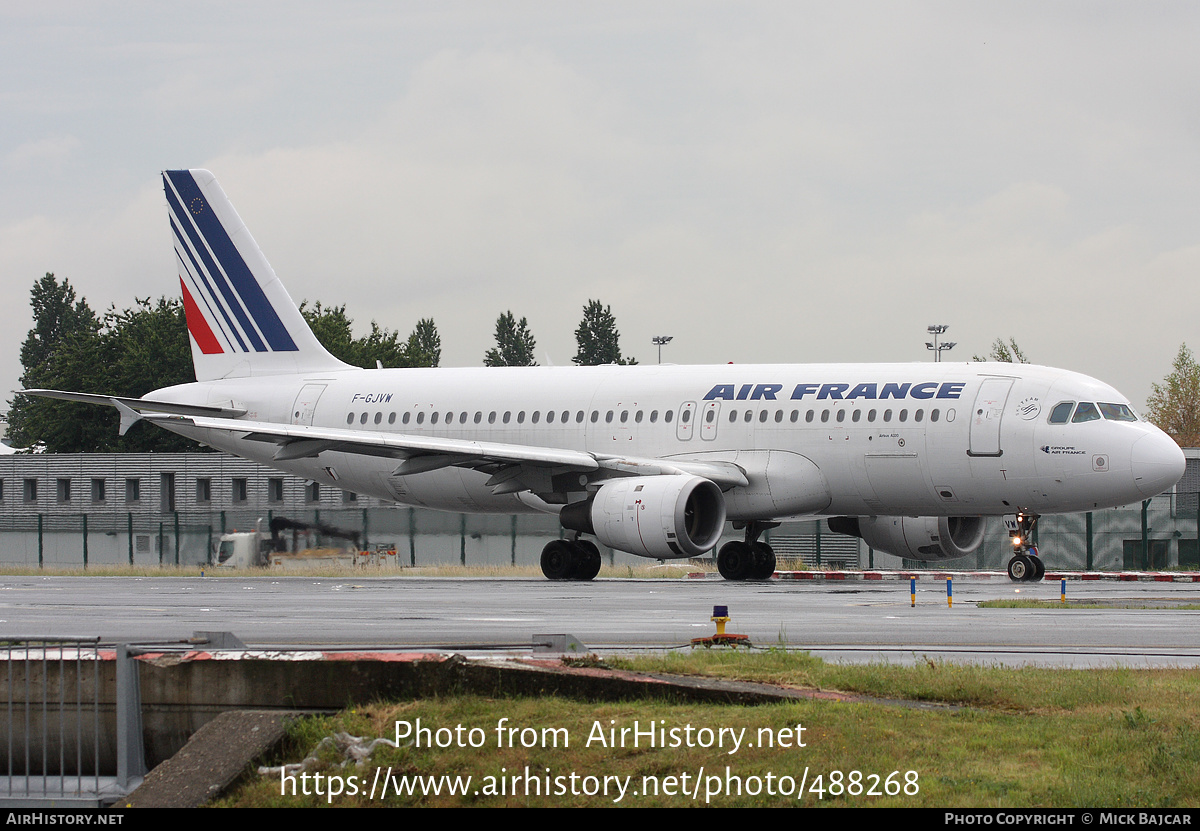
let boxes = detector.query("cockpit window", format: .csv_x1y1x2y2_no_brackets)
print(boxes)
1072,402,1101,423
1098,402,1137,422
1048,402,1074,424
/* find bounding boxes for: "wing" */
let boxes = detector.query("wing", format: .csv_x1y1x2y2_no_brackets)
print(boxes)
139,409,750,493
18,389,749,494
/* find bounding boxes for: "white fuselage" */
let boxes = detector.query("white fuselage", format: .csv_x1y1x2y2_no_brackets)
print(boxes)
146,361,1185,522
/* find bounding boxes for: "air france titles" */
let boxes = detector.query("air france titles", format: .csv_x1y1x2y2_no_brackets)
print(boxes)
702,382,966,402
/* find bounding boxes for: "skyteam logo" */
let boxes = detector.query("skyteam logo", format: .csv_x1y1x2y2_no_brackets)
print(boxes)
164,170,298,355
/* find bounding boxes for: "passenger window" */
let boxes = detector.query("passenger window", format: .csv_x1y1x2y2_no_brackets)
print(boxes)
790,410,799,423
416,412,425,425
649,410,658,423
868,409,876,422
883,409,892,422
1072,402,1101,423
503,411,511,424
744,410,752,423
759,410,768,423
460,412,468,424
931,409,940,422
517,411,525,424
431,412,439,425
590,411,599,423
680,409,690,424
729,410,738,423
705,409,715,423
389,412,397,425
546,411,555,424
852,410,861,423
1048,402,1074,424
836,410,845,423
531,411,539,424
488,412,496,424
374,412,382,424
820,410,830,423
805,410,814,423
665,410,674,423
346,413,354,424
403,412,411,424
775,410,783,423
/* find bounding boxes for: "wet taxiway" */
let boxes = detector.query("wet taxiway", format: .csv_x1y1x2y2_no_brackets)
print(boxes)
1,574,1197,666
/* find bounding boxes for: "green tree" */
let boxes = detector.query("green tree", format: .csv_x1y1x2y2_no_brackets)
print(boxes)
299,301,356,362
484,311,538,367
573,300,636,366
404,318,441,368
96,297,197,452
7,274,104,451
300,302,437,368
1146,344,1200,447
973,337,1029,363
7,276,198,452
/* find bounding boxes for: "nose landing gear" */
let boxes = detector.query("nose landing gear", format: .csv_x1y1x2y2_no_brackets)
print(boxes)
1004,513,1045,582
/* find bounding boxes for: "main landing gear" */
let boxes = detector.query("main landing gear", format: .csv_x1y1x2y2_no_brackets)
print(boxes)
540,537,602,581
1005,513,1045,583
717,521,778,581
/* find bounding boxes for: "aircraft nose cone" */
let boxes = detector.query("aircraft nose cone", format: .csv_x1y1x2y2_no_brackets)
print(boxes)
1131,432,1186,498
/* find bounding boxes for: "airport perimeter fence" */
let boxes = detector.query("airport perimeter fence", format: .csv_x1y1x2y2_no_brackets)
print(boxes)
0,495,1195,572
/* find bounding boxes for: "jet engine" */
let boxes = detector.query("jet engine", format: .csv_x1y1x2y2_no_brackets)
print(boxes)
827,515,986,561
560,475,726,559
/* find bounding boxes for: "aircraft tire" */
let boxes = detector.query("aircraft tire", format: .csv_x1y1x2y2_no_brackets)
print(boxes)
717,541,754,581
749,542,776,580
541,540,578,580
1007,554,1032,582
574,540,602,581
1030,555,1045,582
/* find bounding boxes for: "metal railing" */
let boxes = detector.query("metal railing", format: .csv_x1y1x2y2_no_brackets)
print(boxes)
1,638,143,807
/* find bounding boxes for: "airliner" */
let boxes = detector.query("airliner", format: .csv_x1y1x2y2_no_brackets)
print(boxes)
24,170,1187,582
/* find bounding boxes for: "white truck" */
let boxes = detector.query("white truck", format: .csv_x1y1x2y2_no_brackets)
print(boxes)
215,516,387,569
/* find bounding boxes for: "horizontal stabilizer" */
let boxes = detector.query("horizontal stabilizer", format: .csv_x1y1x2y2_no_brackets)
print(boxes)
19,389,247,419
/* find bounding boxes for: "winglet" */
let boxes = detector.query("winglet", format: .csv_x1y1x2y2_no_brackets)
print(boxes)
112,399,143,436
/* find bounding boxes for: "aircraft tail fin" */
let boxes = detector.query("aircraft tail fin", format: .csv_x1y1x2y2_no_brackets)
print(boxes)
163,169,351,382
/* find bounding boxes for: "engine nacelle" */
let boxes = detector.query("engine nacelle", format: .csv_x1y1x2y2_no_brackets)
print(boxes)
560,475,726,559
827,515,986,562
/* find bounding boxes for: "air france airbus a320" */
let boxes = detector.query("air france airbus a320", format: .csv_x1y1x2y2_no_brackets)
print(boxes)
25,170,1186,582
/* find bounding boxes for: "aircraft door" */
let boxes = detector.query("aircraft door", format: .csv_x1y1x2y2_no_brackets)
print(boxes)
291,384,327,426
676,401,696,441
701,401,720,441
968,378,1014,457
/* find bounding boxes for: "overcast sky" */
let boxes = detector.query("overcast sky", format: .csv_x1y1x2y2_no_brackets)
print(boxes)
1,2,1197,419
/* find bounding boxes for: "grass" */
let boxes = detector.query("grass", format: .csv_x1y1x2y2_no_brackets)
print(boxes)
215,651,1200,808
978,598,1200,610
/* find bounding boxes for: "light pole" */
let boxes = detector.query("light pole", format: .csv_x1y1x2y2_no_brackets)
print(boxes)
652,335,674,364
925,325,956,362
